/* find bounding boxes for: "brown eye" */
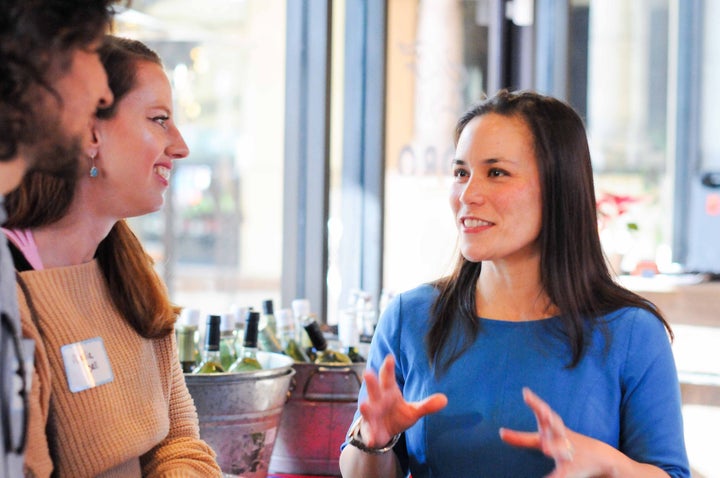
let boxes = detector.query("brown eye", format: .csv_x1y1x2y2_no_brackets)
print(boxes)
152,115,169,128
453,168,469,178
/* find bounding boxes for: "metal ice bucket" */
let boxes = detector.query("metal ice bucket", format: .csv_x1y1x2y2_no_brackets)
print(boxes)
185,352,295,478
269,361,365,475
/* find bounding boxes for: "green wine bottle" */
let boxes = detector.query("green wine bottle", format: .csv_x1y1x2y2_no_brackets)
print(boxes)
192,314,225,374
337,307,365,363
346,345,366,363
219,312,237,369
291,298,313,350
258,299,283,353
228,311,263,372
176,307,200,373
231,305,250,358
303,319,352,364
276,308,309,362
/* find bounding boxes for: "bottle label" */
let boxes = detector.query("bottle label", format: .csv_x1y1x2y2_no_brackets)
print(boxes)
61,337,114,393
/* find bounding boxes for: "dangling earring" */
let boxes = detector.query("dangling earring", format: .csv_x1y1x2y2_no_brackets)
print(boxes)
89,153,98,178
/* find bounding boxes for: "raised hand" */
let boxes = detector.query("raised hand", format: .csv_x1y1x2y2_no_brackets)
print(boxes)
500,387,674,478
499,387,629,478
358,354,448,447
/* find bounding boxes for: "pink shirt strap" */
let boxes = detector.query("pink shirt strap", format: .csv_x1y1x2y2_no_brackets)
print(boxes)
1,227,44,270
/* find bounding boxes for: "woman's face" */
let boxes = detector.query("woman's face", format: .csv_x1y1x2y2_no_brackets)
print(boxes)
449,113,543,265
94,60,188,218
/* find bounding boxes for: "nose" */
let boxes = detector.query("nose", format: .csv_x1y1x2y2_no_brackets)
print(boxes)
167,126,190,160
458,174,485,205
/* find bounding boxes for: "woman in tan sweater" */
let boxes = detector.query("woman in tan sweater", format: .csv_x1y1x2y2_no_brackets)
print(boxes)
2,36,222,477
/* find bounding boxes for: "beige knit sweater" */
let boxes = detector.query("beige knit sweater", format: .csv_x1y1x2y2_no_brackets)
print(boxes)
17,261,222,478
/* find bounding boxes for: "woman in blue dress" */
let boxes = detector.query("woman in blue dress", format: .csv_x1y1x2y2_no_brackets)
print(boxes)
339,90,689,478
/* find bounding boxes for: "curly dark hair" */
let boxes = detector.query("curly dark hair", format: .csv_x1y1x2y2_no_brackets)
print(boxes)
0,0,119,162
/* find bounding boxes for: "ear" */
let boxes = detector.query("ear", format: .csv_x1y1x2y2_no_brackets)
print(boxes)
86,122,102,159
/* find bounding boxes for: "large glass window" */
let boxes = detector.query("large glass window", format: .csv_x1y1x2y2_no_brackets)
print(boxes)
114,0,286,315
585,0,673,275
382,0,674,289
383,0,489,296
382,2,719,475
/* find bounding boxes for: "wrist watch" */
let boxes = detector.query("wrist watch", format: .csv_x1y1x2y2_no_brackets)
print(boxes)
347,416,401,455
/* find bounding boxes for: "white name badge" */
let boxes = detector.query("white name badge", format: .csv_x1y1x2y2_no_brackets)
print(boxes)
60,337,114,393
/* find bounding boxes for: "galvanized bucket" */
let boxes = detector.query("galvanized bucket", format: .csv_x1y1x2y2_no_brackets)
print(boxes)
269,362,365,475
185,352,295,478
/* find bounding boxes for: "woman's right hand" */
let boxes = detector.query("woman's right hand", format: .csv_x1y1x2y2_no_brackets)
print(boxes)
358,354,448,447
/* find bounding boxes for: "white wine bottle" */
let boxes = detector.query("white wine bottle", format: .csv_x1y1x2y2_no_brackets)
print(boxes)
303,319,352,364
276,308,309,362
230,304,249,358
338,308,365,363
291,298,313,350
176,308,200,373
219,312,237,369
193,315,225,374
228,311,263,372
258,299,283,353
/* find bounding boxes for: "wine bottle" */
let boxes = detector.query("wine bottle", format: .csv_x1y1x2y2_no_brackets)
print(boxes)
230,305,250,358
192,314,225,373
303,319,352,364
258,299,283,353
176,308,200,373
276,308,309,362
228,311,263,372
338,308,365,363
346,345,366,363
291,298,313,350
261,299,277,334
356,291,377,342
219,312,237,369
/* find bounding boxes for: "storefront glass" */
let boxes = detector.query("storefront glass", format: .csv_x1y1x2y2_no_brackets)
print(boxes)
114,0,286,314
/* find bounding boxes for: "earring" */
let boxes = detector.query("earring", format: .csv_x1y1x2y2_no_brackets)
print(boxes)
89,153,98,178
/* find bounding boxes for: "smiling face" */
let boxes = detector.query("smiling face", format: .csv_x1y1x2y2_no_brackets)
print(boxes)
93,60,188,218
449,112,543,265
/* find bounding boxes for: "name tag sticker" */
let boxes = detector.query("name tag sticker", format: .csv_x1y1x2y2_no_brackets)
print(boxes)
61,337,114,393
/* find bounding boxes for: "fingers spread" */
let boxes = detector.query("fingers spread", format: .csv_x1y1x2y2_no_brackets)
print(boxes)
415,393,448,416
523,387,566,436
378,354,397,389
362,369,381,402
499,428,540,448
521,388,575,463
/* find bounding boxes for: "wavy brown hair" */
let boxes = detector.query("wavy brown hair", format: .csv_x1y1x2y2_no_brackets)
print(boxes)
5,36,178,339
428,90,671,374
0,0,120,162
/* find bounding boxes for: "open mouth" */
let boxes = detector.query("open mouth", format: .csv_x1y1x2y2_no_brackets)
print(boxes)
154,165,170,180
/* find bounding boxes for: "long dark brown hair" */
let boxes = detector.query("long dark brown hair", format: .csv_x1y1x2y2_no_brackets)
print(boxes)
5,36,178,339
428,90,671,374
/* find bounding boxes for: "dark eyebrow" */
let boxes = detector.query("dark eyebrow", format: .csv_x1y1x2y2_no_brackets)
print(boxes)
452,158,503,166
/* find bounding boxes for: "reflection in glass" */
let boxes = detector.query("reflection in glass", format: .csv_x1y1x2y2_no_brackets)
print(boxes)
382,0,490,295
115,1,286,315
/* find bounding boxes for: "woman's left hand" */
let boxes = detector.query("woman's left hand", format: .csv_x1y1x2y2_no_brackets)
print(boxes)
499,387,604,478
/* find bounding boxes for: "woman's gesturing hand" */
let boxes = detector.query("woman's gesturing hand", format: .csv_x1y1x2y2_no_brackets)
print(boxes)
500,387,603,478
358,354,448,447
500,387,671,478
